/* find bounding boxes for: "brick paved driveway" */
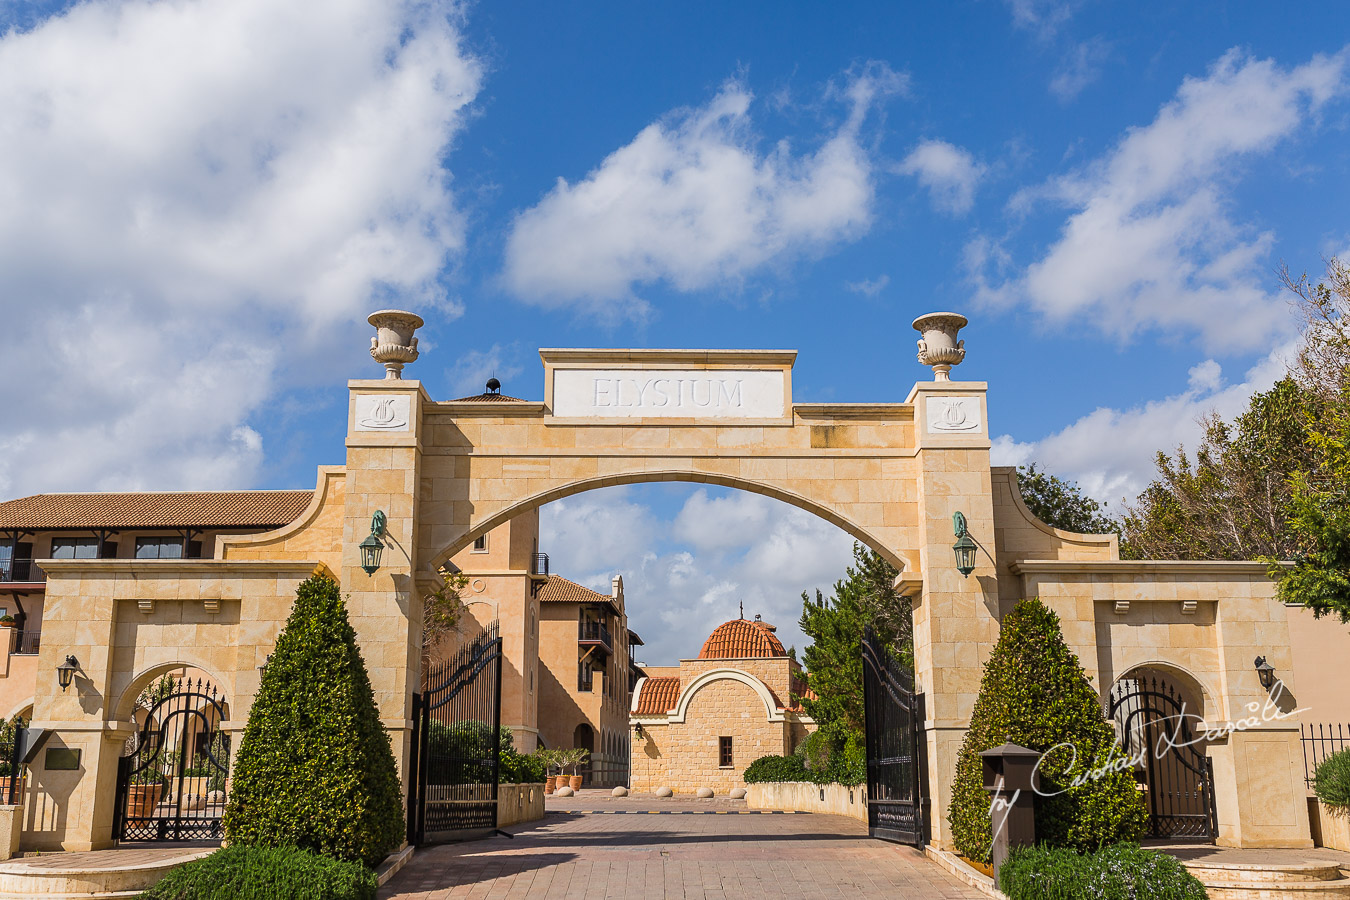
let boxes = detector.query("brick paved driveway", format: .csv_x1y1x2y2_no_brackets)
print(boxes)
381,797,984,899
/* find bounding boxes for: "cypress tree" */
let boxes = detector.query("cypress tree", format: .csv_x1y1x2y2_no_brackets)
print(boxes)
948,598,1147,863
223,575,404,866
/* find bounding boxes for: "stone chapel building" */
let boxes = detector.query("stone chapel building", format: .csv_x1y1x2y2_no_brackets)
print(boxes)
629,615,816,795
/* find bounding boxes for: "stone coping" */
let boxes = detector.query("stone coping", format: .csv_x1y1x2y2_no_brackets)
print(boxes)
0,847,211,873
539,348,798,366
1009,559,1280,575
924,846,1006,900
35,558,327,577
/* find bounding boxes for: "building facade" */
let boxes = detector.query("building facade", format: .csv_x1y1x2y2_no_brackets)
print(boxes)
0,311,1346,851
630,616,815,795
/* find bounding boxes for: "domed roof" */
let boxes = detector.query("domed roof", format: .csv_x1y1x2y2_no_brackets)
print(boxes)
698,618,787,660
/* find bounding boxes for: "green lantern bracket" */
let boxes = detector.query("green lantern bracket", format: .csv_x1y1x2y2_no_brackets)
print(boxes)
359,510,387,575
952,511,984,578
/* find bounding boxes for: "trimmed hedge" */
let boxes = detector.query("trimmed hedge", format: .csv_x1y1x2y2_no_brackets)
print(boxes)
425,721,544,784
1314,748,1350,806
998,843,1207,900
138,845,376,900
949,598,1147,864
743,754,808,783
223,575,404,867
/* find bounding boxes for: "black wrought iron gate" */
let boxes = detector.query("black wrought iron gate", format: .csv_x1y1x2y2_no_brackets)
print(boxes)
862,626,927,846
408,623,504,844
113,677,230,843
1108,673,1217,841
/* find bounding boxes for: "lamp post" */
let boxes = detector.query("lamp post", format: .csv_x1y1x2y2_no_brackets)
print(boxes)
359,510,387,575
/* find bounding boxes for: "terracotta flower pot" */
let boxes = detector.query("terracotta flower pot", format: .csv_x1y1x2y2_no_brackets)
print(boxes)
545,775,557,794
569,775,583,791
126,783,163,818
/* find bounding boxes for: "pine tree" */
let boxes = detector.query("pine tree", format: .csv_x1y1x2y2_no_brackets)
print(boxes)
948,598,1146,863
223,575,405,866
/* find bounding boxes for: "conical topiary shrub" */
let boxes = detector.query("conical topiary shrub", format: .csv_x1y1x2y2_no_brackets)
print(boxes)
223,575,404,866
948,598,1147,863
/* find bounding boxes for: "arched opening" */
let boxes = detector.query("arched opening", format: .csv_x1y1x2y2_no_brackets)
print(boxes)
1107,666,1217,842
573,723,594,784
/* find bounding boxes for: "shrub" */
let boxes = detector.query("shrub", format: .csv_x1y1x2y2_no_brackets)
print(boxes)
138,845,376,900
743,754,808,784
1314,748,1350,806
223,575,404,867
998,843,1207,900
949,598,1147,864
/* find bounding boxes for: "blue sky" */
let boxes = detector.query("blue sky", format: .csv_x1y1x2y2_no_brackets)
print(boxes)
1,0,1348,661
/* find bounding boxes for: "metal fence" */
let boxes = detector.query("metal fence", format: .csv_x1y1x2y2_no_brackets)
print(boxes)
0,724,27,805
10,629,40,656
1302,723,1350,787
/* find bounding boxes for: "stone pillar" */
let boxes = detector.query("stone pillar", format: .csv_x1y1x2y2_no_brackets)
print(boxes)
22,567,120,850
343,378,429,796
907,379,1000,849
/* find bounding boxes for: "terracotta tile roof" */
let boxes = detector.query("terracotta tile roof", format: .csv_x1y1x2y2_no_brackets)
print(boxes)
634,676,681,715
628,629,644,646
536,574,614,604
0,491,313,531
450,392,531,402
698,618,787,660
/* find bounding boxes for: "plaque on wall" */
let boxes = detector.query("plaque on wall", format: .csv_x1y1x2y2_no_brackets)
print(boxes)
552,368,786,419
44,747,81,770
925,396,983,434
354,395,412,432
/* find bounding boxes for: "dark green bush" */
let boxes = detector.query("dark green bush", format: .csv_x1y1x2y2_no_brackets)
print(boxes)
1314,748,1350,806
949,598,1147,864
223,575,404,867
424,721,543,784
998,843,1207,900
138,845,376,900
743,754,808,783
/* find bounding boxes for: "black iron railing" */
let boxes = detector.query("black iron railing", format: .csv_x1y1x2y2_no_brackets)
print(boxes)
0,559,43,583
0,723,26,805
10,630,39,656
578,620,612,650
577,661,593,693
1302,723,1350,786
532,553,549,577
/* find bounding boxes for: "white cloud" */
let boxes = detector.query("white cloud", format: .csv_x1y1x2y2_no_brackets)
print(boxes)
501,64,906,314
540,486,856,666
969,48,1348,353
896,139,986,215
446,344,525,400
1004,0,1081,40
1050,38,1110,101
991,344,1294,503
845,274,890,298
0,0,482,495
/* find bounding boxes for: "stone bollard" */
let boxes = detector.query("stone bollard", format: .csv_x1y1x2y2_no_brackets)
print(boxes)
696,787,714,799
611,786,628,797
980,741,1040,884
655,786,673,798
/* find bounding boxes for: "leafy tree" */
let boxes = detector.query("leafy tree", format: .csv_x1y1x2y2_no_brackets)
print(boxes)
1269,258,1350,620
798,542,911,745
1121,378,1318,560
223,575,404,867
949,599,1146,863
1015,464,1119,534
421,569,468,666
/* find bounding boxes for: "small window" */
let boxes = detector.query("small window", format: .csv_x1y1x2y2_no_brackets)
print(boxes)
51,538,98,559
719,736,733,768
135,537,183,559
472,535,488,552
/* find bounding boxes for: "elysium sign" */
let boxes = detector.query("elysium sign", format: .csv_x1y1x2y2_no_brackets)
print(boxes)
552,369,786,418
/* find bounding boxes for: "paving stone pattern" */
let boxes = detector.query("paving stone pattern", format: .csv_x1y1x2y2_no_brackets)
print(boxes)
381,799,985,899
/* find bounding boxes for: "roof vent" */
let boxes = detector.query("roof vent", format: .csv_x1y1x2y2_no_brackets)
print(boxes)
486,377,501,394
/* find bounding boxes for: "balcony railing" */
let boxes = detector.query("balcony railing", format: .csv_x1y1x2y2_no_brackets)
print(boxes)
577,661,593,693
532,553,550,577
10,630,39,656
578,620,612,651
0,559,44,584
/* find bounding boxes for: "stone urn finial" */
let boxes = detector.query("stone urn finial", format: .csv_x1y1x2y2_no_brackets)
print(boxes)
367,310,424,379
912,312,968,381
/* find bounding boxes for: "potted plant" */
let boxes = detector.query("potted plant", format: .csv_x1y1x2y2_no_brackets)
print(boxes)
568,748,589,791
536,749,559,794
0,615,14,629
127,766,166,818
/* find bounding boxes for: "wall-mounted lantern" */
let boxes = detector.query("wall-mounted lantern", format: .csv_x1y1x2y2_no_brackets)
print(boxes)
56,655,79,692
633,722,646,741
953,511,978,577
1254,655,1276,690
359,510,388,575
